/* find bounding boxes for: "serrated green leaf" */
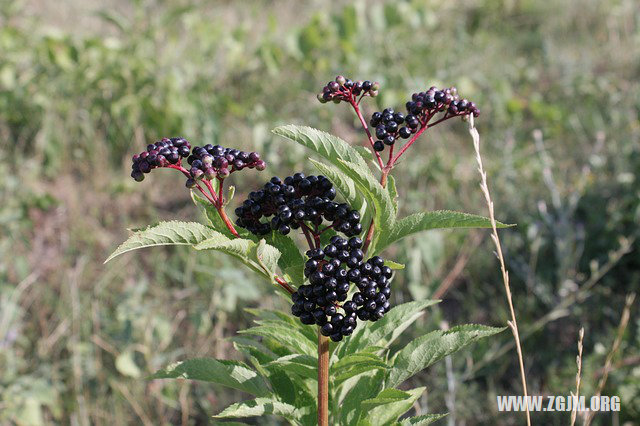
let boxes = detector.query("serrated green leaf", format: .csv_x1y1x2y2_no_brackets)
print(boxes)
214,397,302,421
332,352,387,371
240,325,316,356
398,413,448,425
361,388,412,409
353,146,375,162
265,370,297,405
378,210,512,253
265,354,317,380
387,325,505,387
384,260,404,270
225,185,236,205
150,358,269,397
339,370,385,426
387,174,399,216
191,192,238,239
361,387,425,425
256,239,281,279
334,362,388,384
273,124,369,169
105,221,212,263
309,158,367,215
265,232,305,285
231,337,277,369
337,159,395,250
340,300,440,358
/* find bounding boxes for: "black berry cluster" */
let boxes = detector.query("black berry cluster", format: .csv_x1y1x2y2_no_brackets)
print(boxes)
370,86,480,152
291,236,393,342
185,145,266,188
317,76,379,104
235,174,363,237
131,137,191,181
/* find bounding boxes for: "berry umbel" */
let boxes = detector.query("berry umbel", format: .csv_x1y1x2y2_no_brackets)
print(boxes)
185,145,265,188
291,236,393,341
131,139,266,189
317,76,379,104
235,173,363,237
131,137,191,182
370,86,480,153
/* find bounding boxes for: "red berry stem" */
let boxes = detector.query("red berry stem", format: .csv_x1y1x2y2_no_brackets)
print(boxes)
349,99,385,169
389,112,459,166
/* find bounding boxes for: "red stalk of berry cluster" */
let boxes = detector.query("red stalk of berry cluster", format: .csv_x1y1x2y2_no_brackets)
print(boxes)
131,139,295,295
318,77,480,254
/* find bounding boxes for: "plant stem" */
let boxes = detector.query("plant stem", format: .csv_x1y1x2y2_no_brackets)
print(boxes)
349,99,384,169
317,329,329,426
362,170,388,254
216,205,240,237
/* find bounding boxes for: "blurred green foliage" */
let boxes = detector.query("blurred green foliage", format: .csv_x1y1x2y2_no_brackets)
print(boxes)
0,0,638,424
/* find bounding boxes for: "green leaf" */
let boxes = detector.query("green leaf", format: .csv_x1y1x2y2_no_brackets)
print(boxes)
191,192,239,239
240,324,316,356
387,325,505,388
384,260,405,270
265,231,305,285
339,370,385,426
361,388,411,409
360,388,425,425
255,239,281,280
332,352,388,372
398,414,448,425
150,358,270,397
309,158,367,215
378,210,511,253
214,397,302,421
386,174,399,216
353,146,375,162
265,354,317,380
105,221,212,263
272,124,369,170
338,158,395,251
340,300,440,357
334,362,388,384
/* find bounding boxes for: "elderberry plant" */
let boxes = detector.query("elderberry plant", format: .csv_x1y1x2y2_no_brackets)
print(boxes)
107,76,508,425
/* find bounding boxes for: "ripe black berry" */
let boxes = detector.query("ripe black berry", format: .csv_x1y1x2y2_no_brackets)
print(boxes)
289,236,394,339
317,76,379,104
366,85,479,154
236,174,363,237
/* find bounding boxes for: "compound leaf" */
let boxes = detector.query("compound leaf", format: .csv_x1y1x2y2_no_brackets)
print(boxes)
150,358,270,397
387,325,505,388
105,221,212,263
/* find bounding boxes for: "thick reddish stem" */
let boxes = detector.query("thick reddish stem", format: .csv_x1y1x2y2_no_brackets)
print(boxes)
275,276,295,294
216,205,240,237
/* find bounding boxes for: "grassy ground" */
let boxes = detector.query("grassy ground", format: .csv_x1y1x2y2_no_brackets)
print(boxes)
1,0,638,424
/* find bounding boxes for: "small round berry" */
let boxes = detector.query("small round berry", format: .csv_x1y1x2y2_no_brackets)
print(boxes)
300,312,315,325
330,333,343,342
321,323,334,336
383,135,395,146
399,127,411,139
343,301,357,313
307,248,325,260
373,141,384,152
370,112,382,127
